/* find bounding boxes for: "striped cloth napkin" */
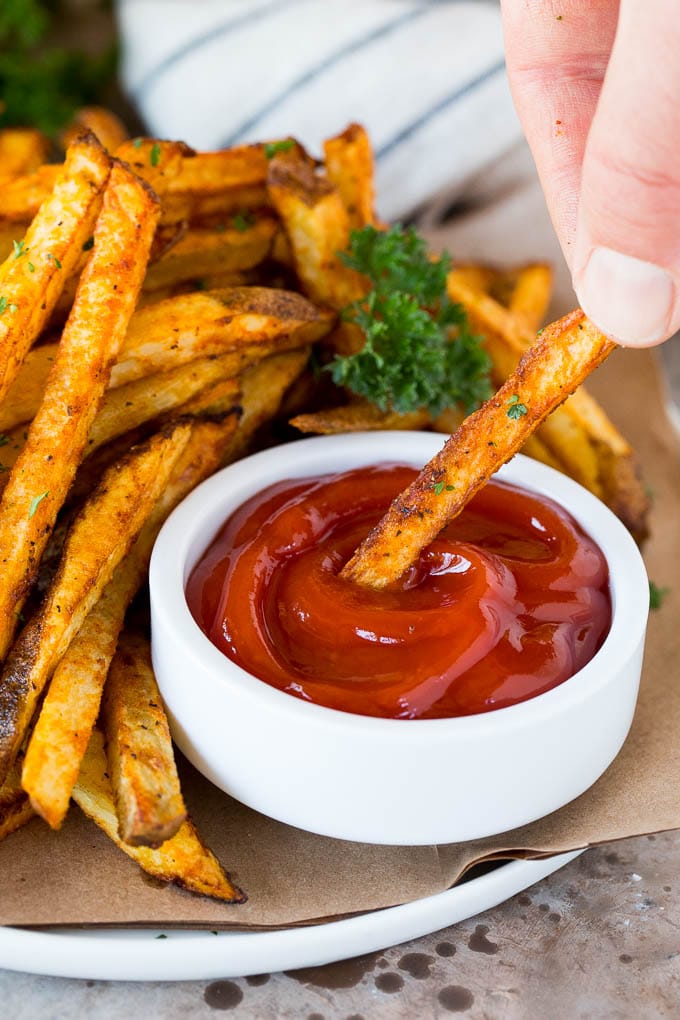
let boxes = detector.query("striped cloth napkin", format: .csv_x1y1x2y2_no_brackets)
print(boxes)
116,0,572,306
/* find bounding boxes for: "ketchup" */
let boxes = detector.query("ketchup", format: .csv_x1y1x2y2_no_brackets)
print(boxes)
186,465,611,720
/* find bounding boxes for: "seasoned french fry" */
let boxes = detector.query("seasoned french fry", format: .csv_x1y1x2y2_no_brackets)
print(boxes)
507,263,553,333
22,419,238,829
342,311,615,589
0,132,111,404
0,423,192,784
291,402,429,435
0,129,50,179
0,162,159,659
447,270,650,530
0,756,34,843
323,124,378,230
0,286,332,433
225,349,310,460
86,359,241,454
143,219,277,291
102,633,186,847
115,138,191,196
161,144,271,224
112,287,332,388
61,107,129,154
267,152,365,310
0,163,60,223
73,730,245,902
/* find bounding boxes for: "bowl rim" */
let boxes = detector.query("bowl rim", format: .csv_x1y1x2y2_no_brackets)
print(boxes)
150,432,649,737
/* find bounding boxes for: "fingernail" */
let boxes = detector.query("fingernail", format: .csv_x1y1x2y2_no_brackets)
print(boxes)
575,247,674,347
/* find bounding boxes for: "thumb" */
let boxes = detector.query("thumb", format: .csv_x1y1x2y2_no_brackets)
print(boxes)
573,0,680,347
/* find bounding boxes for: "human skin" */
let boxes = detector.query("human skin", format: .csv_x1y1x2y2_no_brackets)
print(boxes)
501,0,680,347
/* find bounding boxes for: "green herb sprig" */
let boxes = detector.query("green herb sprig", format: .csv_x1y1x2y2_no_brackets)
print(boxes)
329,225,491,416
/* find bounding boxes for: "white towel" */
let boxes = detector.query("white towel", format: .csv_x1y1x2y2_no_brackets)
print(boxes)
117,1,518,217
116,0,573,307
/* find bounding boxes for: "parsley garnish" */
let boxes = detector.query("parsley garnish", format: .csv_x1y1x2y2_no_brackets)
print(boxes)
329,225,491,416
82,236,95,252
28,491,48,518
0,297,6,315
46,253,62,269
649,581,669,610
150,142,161,167
264,138,295,159
12,239,25,259
232,211,255,233
9,304,17,314
433,481,445,496
132,137,143,149
27,262,35,273
507,394,528,420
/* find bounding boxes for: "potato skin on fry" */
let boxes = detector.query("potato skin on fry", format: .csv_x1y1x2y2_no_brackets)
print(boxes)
22,418,239,830
73,730,245,903
342,311,615,589
0,423,191,785
102,633,187,848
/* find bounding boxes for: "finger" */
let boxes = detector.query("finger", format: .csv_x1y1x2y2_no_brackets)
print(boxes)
501,0,619,262
573,0,680,346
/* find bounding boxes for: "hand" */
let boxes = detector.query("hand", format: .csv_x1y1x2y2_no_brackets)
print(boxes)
501,0,680,346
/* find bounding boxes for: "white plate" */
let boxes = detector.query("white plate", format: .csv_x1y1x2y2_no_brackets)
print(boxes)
0,851,580,981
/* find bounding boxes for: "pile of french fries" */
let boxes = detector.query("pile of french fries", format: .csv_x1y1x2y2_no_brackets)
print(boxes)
0,110,649,903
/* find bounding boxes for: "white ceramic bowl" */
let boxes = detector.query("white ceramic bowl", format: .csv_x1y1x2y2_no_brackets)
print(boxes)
150,433,649,845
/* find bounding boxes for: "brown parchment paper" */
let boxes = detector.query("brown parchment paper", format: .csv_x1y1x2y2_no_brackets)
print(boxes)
1,347,678,929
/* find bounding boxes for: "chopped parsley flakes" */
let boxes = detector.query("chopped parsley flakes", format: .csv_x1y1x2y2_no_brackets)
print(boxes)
28,491,49,518
506,394,528,419
264,138,295,159
649,581,669,610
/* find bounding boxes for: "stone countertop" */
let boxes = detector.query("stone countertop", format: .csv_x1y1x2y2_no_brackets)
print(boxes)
2,830,678,1019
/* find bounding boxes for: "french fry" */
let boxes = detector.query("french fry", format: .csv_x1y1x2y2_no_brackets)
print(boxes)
0,162,159,659
323,124,378,230
101,633,187,847
112,286,333,388
448,272,602,492
342,310,615,590
0,163,60,223
0,132,112,404
0,129,50,179
447,271,650,533
225,348,310,460
73,730,245,902
143,219,277,291
0,286,332,432
161,144,271,224
0,146,271,228
0,756,34,843
115,138,191,197
291,402,430,435
0,423,192,784
507,263,553,333
86,359,241,455
61,107,129,154
22,419,238,829
267,151,365,310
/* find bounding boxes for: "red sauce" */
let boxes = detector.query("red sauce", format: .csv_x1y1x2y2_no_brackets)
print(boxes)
186,465,611,720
